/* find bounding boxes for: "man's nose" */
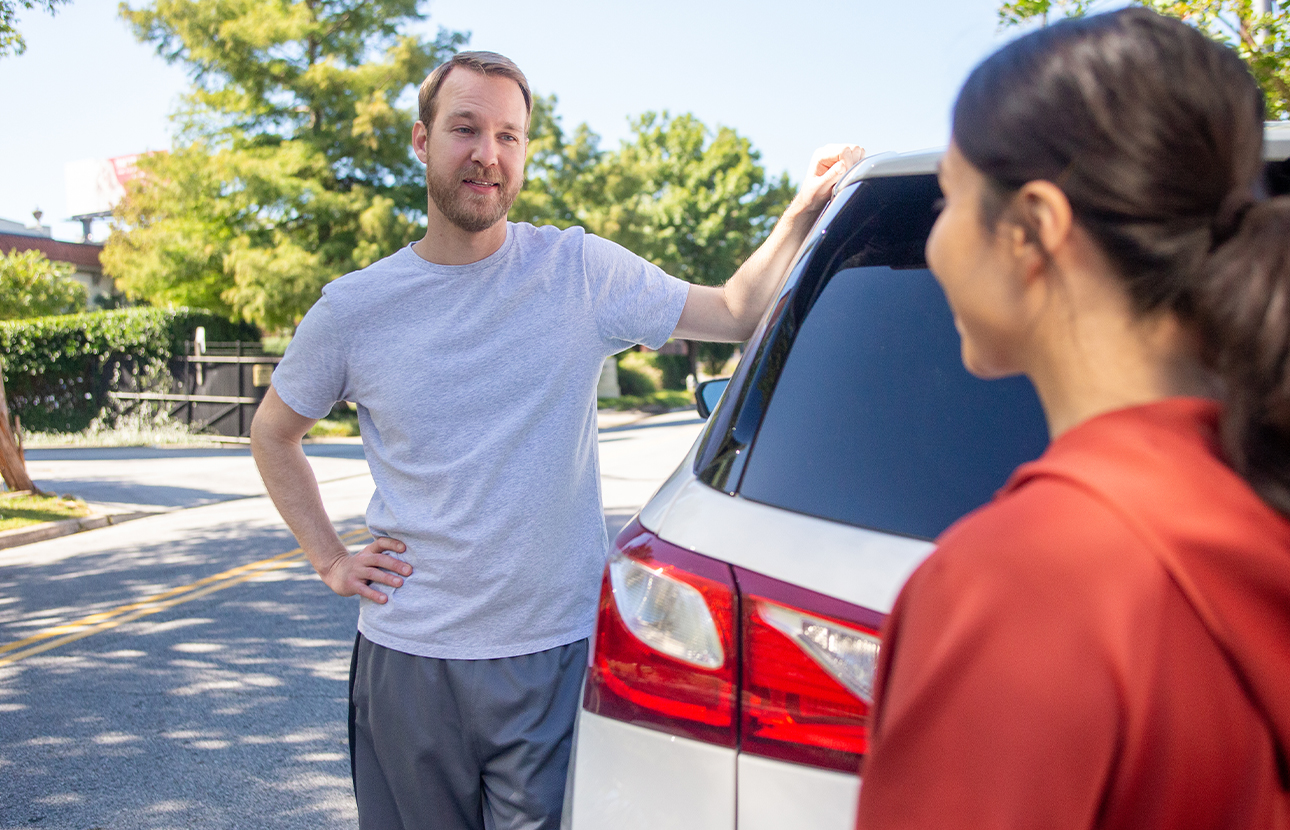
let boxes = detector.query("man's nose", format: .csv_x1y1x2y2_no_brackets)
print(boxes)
470,135,500,167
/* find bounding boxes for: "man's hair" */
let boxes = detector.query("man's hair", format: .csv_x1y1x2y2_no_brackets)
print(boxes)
418,51,533,131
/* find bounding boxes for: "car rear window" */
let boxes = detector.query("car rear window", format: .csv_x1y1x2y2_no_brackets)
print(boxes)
738,264,1050,541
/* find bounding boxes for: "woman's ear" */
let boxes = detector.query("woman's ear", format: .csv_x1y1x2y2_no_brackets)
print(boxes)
1008,180,1074,262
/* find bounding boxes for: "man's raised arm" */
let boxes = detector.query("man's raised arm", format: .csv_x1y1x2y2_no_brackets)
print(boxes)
672,144,865,343
250,388,409,604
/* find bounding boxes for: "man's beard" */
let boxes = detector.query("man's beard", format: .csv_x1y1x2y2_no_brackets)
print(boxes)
426,162,522,233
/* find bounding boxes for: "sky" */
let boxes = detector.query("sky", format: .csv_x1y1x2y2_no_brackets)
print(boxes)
0,0,1044,242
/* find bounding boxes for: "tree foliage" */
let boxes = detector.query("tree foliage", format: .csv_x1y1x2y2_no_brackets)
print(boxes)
515,101,795,288
513,101,795,371
0,249,86,320
103,0,465,331
998,0,1290,118
0,0,69,57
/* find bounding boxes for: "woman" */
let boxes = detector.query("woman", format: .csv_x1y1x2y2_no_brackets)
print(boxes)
855,8,1290,829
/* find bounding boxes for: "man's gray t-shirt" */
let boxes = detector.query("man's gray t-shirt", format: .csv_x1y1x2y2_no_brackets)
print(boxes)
271,222,689,659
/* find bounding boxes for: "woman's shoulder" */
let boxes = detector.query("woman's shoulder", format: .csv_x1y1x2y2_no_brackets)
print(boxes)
929,470,1164,601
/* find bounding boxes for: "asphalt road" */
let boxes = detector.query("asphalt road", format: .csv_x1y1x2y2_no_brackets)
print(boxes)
0,411,705,829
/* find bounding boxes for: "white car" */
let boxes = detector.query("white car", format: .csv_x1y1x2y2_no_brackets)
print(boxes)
565,126,1290,829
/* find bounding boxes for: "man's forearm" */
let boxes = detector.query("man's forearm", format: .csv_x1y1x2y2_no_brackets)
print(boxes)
250,430,348,578
721,204,817,337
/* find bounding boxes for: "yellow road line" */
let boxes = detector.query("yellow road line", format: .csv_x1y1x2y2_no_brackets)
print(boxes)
0,527,371,666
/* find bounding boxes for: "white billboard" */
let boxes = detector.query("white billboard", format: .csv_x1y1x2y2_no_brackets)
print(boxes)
64,155,143,218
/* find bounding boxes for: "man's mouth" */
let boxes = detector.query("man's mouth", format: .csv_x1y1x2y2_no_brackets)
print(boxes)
464,178,500,189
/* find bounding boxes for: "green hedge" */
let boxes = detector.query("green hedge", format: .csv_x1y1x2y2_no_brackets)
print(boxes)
0,308,258,432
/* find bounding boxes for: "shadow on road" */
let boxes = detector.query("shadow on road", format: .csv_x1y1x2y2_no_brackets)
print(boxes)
0,507,636,827
598,416,705,435
32,479,250,509
0,531,367,828
27,443,368,462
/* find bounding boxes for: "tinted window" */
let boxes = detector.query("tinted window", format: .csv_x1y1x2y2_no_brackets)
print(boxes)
738,265,1049,540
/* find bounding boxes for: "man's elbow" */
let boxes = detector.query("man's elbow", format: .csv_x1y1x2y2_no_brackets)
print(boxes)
250,390,309,455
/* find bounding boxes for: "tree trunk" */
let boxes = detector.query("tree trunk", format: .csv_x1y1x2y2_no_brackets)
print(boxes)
0,370,37,493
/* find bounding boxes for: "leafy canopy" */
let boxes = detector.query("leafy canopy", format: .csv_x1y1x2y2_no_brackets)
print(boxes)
998,1,1290,118
515,98,795,288
0,249,87,320
513,99,795,369
0,0,69,57
104,0,464,330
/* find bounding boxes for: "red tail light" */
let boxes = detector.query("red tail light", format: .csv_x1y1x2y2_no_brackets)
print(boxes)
736,567,884,772
583,519,738,747
584,520,885,772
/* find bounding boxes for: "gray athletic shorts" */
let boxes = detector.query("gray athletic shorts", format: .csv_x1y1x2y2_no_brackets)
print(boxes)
348,633,588,830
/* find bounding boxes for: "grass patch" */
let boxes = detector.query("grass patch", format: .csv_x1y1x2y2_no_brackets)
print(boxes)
308,412,360,438
0,493,91,532
598,390,695,413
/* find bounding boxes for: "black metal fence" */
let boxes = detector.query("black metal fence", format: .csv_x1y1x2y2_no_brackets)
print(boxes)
110,341,280,440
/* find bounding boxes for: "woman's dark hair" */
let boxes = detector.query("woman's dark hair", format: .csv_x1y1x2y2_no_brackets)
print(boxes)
953,7,1290,515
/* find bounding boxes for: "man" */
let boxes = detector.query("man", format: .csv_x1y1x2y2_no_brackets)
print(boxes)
251,50,861,829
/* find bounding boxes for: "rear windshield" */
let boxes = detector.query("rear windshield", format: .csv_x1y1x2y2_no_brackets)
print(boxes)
738,264,1050,541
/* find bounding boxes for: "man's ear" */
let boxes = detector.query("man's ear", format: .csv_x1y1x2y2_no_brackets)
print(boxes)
412,120,429,164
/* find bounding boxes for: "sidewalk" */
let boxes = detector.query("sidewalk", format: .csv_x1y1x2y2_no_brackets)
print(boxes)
5,441,370,550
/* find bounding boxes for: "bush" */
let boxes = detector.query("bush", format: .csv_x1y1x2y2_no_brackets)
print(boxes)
655,353,691,390
697,342,738,376
0,249,88,320
616,364,658,397
615,351,661,397
0,307,258,432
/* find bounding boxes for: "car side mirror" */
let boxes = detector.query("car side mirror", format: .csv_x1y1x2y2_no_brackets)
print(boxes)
695,378,730,419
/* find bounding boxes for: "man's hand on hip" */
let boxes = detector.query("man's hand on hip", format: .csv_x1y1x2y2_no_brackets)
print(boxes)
319,536,412,604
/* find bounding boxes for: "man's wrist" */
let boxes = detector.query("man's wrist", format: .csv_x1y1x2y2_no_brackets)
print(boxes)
308,543,351,581
777,198,820,241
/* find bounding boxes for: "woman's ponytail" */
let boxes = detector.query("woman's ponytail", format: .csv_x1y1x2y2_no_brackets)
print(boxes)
1199,197,1290,515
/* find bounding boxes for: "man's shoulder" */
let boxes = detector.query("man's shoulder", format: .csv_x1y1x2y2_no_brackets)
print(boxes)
509,221,589,252
510,222,655,272
317,246,421,309
328,246,417,287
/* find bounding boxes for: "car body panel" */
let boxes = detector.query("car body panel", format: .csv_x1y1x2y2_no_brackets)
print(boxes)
644,470,933,615
568,711,735,829
736,753,860,830
1265,120,1290,160
835,148,941,193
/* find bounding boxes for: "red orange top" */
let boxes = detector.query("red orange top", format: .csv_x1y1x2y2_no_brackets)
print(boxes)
857,397,1290,830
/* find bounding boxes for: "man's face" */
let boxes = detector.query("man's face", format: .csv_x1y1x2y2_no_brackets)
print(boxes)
415,69,528,233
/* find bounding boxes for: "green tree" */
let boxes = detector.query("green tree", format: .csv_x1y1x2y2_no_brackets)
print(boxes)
0,249,87,319
998,1,1290,117
513,106,795,376
103,0,465,331
0,0,69,57
509,94,607,231
596,112,795,377
516,104,795,286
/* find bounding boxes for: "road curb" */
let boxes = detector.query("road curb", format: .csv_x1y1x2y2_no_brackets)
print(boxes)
0,511,158,550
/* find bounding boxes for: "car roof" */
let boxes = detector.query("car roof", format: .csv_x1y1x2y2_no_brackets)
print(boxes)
837,121,1290,192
